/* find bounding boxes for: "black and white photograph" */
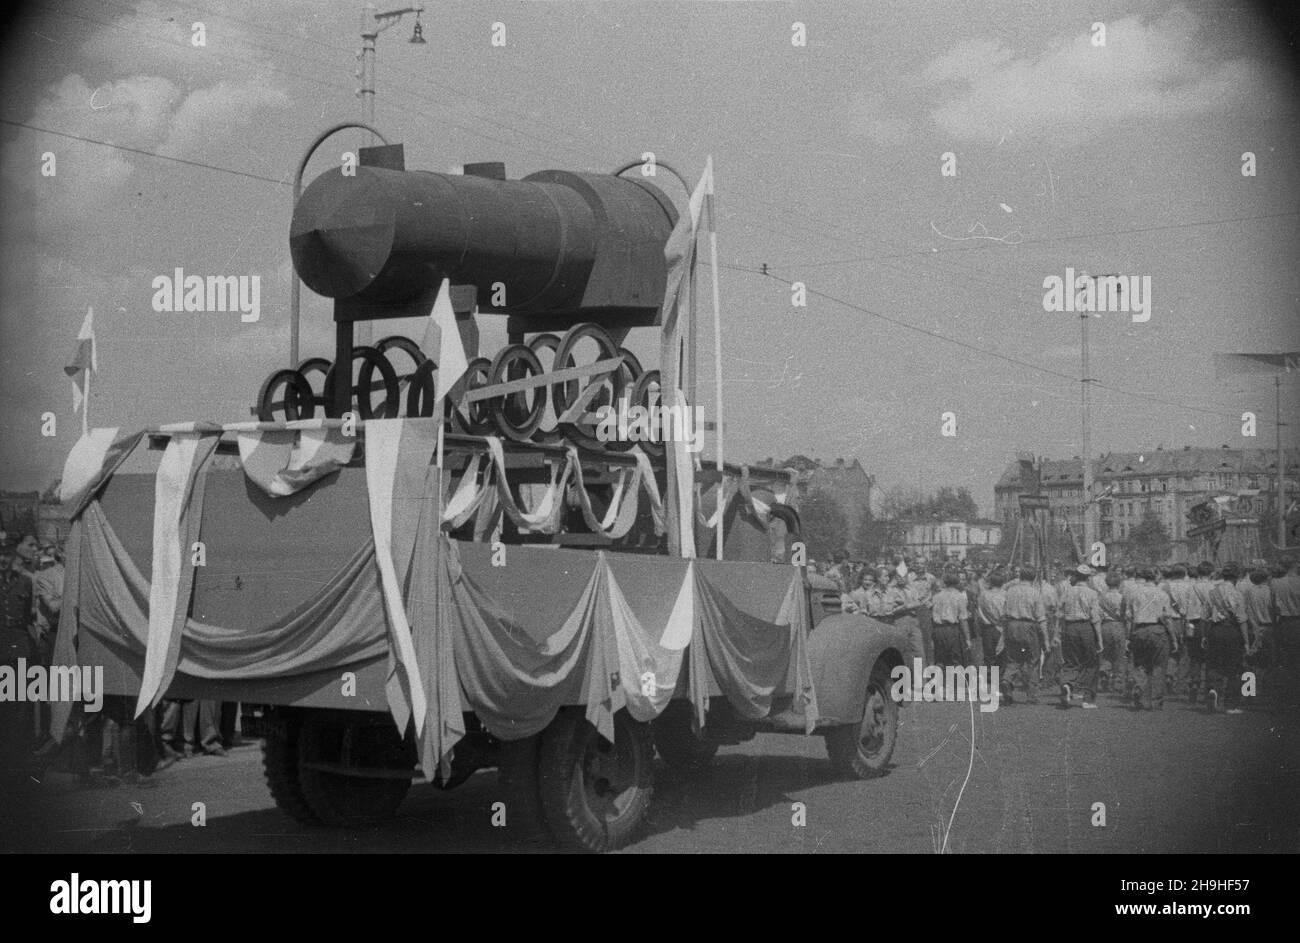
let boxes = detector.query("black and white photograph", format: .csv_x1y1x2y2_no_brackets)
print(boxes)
0,0,1297,901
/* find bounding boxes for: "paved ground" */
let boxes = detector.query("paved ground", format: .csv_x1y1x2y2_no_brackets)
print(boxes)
4,690,1298,854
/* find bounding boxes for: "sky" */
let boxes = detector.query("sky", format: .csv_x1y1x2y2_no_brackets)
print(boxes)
1,0,1298,517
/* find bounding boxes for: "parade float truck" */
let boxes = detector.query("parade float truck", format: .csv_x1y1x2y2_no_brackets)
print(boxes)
53,141,909,852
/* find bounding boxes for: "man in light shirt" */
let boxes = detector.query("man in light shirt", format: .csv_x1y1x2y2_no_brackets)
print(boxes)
976,570,1008,671
1126,566,1176,710
1097,571,1127,694
1057,565,1102,709
1203,563,1250,714
1241,567,1275,668
929,571,972,669
1001,567,1048,704
1163,564,1202,702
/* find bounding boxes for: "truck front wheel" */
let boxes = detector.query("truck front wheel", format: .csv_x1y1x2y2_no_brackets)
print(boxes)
824,663,899,779
538,708,654,852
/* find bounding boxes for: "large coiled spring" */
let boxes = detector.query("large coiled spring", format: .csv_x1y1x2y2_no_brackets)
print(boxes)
254,323,664,455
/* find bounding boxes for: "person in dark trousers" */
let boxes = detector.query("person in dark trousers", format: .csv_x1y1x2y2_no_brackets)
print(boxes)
1203,563,1250,715
1097,571,1128,694
929,571,971,669
1001,567,1047,704
1057,565,1102,709
1126,566,1176,710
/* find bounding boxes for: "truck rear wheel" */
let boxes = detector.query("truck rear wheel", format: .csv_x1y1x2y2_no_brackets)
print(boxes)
296,717,413,826
651,699,719,771
824,663,899,779
538,708,654,852
261,717,318,824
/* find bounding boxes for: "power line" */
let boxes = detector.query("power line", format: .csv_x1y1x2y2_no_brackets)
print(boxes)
0,117,289,186
798,208,1300,269
721,263,1258,424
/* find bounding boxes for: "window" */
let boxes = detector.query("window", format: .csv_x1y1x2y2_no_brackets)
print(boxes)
949,527,961,543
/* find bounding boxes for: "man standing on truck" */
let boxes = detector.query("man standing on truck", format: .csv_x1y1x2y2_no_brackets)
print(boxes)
1001,567,1048,704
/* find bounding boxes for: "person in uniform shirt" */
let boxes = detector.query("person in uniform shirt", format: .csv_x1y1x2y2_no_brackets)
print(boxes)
890,570,926,666
975,570,1008,670
1241,567,1275,668
1097,571,1127,693
910,560,939,664
1271,557,1300,685
963,571,984,666
1185,561,1216,703
929,572,972,669
1203,563,1250,714
1001,567,1048,704
1037,571,1061,685
1057,565,1102,708
1126,567,1176,710
1163,565,1200,701
843,569,874,616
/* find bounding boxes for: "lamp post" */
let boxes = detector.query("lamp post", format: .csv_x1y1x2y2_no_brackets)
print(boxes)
350,4,424,346
359,4,426,143
289,122,389,367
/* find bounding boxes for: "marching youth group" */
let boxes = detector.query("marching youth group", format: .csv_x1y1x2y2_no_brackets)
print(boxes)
816,551,1300,712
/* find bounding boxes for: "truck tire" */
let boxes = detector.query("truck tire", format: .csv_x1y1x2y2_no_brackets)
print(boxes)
261,717,319,824
824,662,899,779
296,717,412,827
538,708,654,852
651,700,718,771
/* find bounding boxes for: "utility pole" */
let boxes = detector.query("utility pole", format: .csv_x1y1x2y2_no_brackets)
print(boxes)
356,4,425,346
1077,274,1120,556
1081,304,1092,555
1278,375,1286,548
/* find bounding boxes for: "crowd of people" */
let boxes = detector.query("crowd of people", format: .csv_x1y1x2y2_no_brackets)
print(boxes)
0,528,234,789
812,550,1300,712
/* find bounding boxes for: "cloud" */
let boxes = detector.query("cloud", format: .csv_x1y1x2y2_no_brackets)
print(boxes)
158,81,291,159
924,6,1272,141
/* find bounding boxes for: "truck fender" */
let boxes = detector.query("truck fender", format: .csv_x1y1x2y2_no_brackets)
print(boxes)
806,613,908,726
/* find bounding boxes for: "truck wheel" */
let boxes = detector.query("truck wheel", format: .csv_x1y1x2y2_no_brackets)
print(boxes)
824,664,899,779
296,718,412,826
538,708,654,852
651,700,718,771
261,717,319,824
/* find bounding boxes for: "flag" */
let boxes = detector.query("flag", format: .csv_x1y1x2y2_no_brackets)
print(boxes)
420,279,468,405
64,306,97,412
364,417,439,737
1213,352,1300,378
658,163,712,557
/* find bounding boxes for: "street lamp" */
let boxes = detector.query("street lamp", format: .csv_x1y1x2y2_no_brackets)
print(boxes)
358,4,426,141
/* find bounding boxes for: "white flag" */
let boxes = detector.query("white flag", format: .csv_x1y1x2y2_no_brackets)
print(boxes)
422,279,468,405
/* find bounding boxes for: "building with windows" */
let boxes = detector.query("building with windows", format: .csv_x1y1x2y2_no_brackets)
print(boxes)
755,455,874,535
993,446,1300,562
897,518,1003,562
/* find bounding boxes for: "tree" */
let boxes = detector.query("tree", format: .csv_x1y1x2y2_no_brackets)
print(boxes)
852,500,895,559
877,484,926,521
1128,508,1172,563
798,488,849,562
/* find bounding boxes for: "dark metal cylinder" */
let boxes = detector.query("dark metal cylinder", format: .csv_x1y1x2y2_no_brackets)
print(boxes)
290,165,675,316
